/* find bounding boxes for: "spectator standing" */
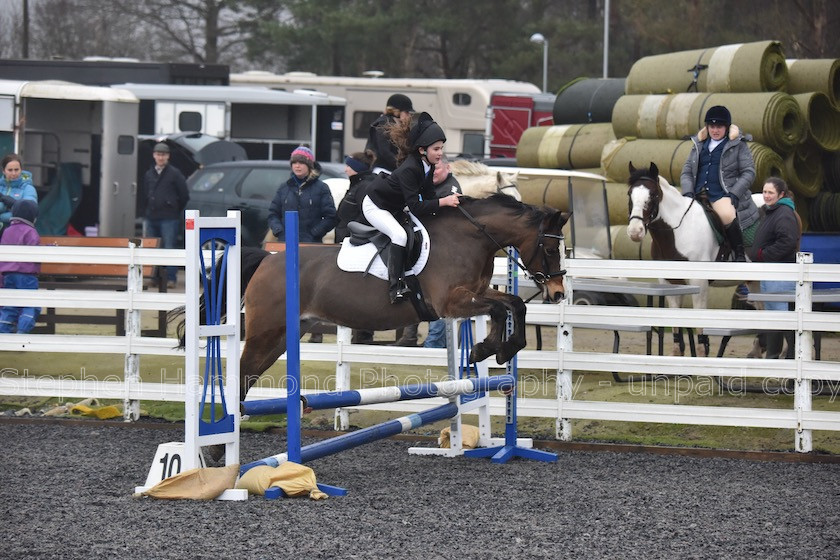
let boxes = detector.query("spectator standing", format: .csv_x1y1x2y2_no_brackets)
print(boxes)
0,154,38,233
748,177,802,359
0,200,41,333
267,145,338,244
366,94,414,174
335,150,377,243
420,155,462,348
680,105,757,262
142,142,189,288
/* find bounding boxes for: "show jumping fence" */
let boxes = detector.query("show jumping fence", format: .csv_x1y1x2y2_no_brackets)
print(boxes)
1,242,838,453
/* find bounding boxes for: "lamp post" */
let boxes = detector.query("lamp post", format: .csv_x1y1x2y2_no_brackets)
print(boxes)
529,32,548,93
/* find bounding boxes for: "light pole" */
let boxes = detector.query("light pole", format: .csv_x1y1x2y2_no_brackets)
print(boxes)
530,32,548,93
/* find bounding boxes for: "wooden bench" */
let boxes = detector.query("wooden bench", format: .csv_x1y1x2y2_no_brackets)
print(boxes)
33,236,167,337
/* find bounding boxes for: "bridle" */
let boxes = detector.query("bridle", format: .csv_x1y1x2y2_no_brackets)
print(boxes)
627,176,661,231
628,176,695,233
457,205,566,285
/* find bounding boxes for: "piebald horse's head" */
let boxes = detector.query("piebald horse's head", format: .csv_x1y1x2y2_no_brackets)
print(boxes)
626,162,663,242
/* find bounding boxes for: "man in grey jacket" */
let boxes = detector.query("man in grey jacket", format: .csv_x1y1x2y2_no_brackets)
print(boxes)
680,105,757,262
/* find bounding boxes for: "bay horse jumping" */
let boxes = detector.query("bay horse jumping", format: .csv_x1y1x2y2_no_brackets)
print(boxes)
625,162,762,356
175,194,569,401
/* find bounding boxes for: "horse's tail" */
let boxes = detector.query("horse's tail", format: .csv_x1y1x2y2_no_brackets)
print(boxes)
169,246,271,348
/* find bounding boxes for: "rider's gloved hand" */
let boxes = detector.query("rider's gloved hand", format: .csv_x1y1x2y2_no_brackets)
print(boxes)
683,192,695,199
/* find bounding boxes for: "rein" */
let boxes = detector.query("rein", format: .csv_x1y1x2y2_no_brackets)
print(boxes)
457,205,565,285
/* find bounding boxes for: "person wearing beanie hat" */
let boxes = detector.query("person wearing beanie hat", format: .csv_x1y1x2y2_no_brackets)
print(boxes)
362,112,461,304
142,140,189,288
267,144,337,245
365,93,415,174
0,199,41,333
680,104,757,262
0,153,38,232
335,149,376,244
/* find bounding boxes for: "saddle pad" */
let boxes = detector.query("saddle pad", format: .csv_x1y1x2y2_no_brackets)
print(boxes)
336,213,431,280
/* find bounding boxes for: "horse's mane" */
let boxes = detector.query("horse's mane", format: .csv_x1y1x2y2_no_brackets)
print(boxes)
449,159,491,177
460,193,550,227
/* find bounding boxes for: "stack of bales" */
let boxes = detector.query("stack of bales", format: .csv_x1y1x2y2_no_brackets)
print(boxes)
517,40,840,233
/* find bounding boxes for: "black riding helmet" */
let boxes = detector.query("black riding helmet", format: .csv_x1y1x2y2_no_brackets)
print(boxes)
704,105,731,126
409,112,446,150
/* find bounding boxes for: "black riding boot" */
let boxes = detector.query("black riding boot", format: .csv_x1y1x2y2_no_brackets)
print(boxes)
387,244,409,304
725,220,746,262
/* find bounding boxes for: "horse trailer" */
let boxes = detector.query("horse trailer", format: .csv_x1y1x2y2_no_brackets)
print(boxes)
113,83,347,164
0,79,139,237
229,71,541,158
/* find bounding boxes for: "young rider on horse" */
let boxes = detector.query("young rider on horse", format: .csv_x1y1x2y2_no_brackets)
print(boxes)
362,112,462,303
679,105,757,262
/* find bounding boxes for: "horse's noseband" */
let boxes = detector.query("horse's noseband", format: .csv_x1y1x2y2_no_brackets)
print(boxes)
525,230,566,285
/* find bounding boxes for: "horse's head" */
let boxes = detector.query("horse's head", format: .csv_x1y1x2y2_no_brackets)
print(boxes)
496,170,522,201
521,207,570,302
626,162,663,242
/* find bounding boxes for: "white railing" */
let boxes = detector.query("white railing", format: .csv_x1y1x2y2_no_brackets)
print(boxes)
0,244,838,452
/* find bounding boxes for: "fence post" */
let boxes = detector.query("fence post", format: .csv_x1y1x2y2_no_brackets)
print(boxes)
794,252,814,453
334,325,351,430
123,241,141,421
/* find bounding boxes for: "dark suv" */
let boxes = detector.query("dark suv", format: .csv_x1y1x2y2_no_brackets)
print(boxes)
186,160,346,247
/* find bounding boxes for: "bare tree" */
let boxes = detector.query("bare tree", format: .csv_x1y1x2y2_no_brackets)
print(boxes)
105,0,283,65
0,0,24,58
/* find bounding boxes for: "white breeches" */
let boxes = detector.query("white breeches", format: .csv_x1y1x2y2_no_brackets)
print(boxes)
362,196,407,247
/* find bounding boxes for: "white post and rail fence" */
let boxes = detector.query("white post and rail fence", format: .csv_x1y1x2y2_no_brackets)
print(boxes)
0,243,838,453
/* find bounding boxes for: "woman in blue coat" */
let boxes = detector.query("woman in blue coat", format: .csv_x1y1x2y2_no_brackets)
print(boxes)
0,154,38,232
267,146,338,243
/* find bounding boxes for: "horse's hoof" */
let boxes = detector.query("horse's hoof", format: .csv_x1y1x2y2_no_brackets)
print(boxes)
469,343,492,364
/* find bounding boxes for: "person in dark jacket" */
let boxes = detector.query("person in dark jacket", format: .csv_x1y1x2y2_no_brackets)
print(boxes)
680,105,757,262
362,112,461,303
266,145,338,244
335,150,377,243
142,142,189,288
365,93,414,174
0,200,41,333
748,176,802,359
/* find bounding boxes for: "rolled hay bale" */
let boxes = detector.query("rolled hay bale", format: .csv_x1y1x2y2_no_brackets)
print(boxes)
515,173,570,210
748,142,786,192
786,58,840,109
791,92,840,151
823,151,840,192
625,40,788,94
611,225,651,260
516,123,615,169
611,92,805,154
783,141,824,198
600,138,692,185
808,192,840,232
606,182,631,226
553,77,627,124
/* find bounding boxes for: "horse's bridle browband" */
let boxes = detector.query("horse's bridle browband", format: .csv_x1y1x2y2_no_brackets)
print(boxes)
457,205,566,285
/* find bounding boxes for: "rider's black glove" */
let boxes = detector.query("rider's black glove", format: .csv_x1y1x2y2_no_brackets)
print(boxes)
683,192,695,199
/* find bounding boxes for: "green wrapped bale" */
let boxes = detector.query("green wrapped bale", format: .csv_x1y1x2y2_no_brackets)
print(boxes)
786,58,840,109
553,77,627,123
516,123,615,169
601,137,784,192
791,92,840,151
783,141,824,199
612,92,805,154
625,40,788,94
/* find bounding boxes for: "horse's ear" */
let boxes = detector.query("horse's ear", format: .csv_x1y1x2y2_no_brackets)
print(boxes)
649,162,659,178
629,162,637,174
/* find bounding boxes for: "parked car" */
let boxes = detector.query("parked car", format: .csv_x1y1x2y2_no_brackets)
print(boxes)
186,160,347,247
